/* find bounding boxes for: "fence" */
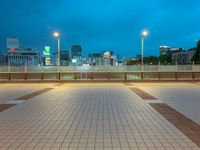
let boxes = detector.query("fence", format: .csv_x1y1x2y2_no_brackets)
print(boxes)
0,65,200,81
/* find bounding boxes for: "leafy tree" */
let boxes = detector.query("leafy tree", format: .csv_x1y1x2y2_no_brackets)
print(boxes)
192,40,200,64
126,59,140,65
159,51,173,65
143,56,159,65
126,56,159,65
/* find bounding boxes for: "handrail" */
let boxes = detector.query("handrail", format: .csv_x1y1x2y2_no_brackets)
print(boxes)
0,65,200,73
0,71,200,81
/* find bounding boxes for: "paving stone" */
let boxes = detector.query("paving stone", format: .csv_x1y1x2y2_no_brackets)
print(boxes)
0,83,199,149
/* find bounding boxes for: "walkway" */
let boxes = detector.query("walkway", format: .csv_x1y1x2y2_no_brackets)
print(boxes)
0,83,199,150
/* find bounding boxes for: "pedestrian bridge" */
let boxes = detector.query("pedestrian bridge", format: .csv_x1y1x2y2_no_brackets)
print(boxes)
0,65,200,81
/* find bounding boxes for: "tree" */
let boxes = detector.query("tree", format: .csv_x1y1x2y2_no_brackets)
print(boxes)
126,56,159,65
126,59,140,65
159,51,173,65
192,40,200,64
143,56,159,65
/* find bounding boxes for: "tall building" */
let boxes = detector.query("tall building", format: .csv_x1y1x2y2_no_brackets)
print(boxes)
160,46,170,55
88,53,102,66
43,46,51,66
71,45,82,66
112,55,120,66
102,51,114,66
53,51,70,66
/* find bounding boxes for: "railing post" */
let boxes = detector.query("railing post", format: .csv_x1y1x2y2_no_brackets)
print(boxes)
25,73,27,80
192,72,195,80
158,72,161,80
41,73,44,80
108,72,110,80
91,72,94,80
175,72,178,80
74,72,77,80
124,72,127,81
58,72,61,80
8,73,11,80
141,72,144,80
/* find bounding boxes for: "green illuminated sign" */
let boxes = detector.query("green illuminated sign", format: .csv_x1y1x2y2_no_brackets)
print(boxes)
44,46,50,56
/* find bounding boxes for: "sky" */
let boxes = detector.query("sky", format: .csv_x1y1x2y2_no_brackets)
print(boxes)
0,0,200,57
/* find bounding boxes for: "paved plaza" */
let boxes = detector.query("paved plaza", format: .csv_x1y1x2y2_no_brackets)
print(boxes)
0,82,199,150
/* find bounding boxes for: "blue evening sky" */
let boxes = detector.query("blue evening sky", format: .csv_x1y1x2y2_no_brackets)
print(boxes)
0,0,200,57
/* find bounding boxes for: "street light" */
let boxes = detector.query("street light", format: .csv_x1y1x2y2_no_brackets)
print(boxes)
141,30,148,71
54,32,60,66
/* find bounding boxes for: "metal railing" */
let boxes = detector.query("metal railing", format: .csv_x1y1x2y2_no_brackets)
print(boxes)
0,65,200,72
0,65,200,81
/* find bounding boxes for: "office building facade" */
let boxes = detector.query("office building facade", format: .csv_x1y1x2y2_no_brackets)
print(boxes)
53,51,70,66
88,53,102,66
71,45,82,66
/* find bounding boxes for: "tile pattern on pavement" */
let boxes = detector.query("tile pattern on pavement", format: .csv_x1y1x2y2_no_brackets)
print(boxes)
15,88,53,100
130,84,200,148
123,83,133,86
129,87,157,100
0,88,53,113
0,88,44,104
0,86,199,149
0,104,16,112
150,103,200,147
137,85,200,124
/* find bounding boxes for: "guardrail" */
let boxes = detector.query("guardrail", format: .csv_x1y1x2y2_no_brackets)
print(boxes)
0,65,200,72
0,72,200,81
0,65,200,81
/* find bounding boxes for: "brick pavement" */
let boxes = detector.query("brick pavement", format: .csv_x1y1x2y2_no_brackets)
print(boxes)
0,83,199,150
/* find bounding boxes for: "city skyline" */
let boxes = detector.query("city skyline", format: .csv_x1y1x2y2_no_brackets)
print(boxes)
0,0,200,57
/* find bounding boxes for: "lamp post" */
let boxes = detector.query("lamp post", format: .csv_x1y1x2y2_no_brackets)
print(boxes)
54,32,60,66
141,30,148,71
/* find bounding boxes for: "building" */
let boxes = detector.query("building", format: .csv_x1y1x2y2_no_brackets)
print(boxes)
88,53,102,66
8,49,39,66
160,46,183,55
160,46,170,55
187,49,195,63
82,57,90,66
0,54,7,65
172,50,195,64
170,48,183,53
71,45,82,66
102,51,114,66
43,46,51,66
53,51,70,66
112,55,120,66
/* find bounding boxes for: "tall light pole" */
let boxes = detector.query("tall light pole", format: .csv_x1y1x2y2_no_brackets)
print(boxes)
54,32,60,66
141,30,148,71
